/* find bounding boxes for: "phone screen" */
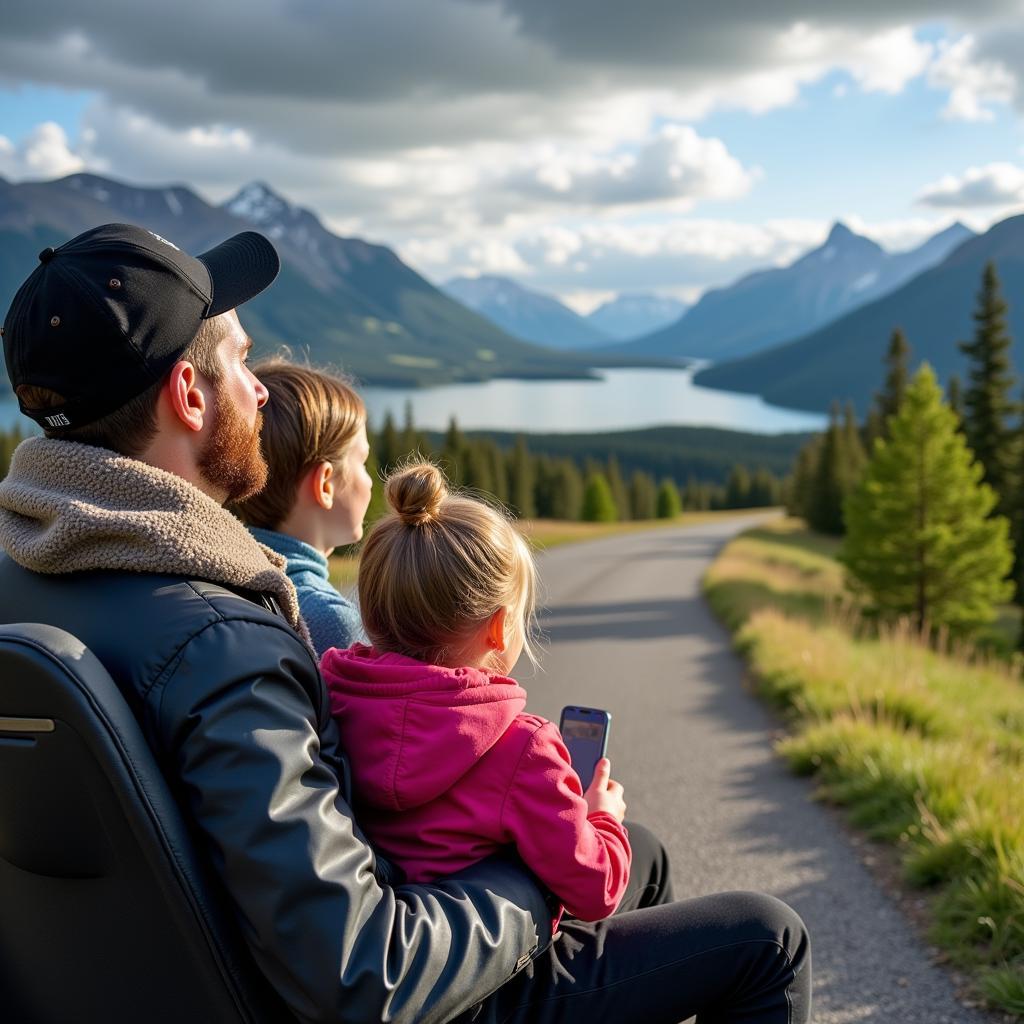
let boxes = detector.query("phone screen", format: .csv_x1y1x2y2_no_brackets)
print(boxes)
559,706,610,790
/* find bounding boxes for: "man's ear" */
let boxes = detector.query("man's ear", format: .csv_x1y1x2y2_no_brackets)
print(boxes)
165,360,206,433
310,460,334,511
485,606,508,652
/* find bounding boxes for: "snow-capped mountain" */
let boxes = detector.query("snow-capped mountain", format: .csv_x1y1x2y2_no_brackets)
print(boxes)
608,220,975,362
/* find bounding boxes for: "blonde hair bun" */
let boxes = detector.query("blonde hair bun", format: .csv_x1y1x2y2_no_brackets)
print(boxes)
387,461,447,526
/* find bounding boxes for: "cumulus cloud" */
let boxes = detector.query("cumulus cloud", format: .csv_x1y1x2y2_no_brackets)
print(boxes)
405,217,831,296
504,126,757,209
928,34,1017,120
0,121,85,180
917,162,1024,207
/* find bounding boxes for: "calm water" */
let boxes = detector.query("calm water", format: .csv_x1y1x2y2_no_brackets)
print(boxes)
0,367,826,436
359,367,825,434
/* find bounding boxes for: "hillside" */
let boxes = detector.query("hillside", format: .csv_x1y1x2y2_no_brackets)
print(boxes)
602,221,974,363
695,213,1024,414
0,174,597,388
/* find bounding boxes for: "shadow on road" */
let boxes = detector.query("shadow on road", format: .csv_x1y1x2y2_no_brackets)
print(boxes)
541,597,712,642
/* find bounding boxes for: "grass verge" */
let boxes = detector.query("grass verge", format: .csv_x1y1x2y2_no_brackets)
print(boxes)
704,518,1024,1017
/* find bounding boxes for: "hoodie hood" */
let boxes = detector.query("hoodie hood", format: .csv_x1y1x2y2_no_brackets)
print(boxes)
322,644,527,810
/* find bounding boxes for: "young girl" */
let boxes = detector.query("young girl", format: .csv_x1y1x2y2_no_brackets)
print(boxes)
320,460,630,923
234,360,372,658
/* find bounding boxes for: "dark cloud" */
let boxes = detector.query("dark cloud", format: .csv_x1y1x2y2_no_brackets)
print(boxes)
1,1,1019,160
491,0,1016,65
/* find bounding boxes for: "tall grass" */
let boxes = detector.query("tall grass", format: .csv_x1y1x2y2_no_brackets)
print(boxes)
705,519,1024,1016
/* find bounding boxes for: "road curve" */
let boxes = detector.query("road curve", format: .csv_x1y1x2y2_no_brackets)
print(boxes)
515,515,988,1024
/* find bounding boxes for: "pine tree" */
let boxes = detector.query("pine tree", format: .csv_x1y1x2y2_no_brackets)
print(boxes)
629,470,657,520
787,436,821,519
486,442,508,504
842,402,867,483
441,417,465,487
807,403,862,535
506,435,536,519
656,478,682,519
750,468,780,507
946,374,963,428
376,411,400,473
363,447,388,526
875,329,911,433
861,408,885,452
399,400,420,456
463,443,495,496
725,464,751,508
958,261,1017,513
551,459,584,520
581,472,618,522
840,364,1013,634
683,476,710,511
605,455,630,521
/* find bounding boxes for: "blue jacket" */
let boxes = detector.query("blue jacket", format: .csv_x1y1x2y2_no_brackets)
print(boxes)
249,527,366,658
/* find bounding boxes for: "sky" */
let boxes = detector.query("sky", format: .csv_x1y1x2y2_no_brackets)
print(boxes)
2,1,1024,312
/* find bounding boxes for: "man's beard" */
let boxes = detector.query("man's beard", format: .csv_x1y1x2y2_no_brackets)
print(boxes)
198,379,268,504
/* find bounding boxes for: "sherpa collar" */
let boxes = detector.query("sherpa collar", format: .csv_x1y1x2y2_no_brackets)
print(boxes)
0,437,308,639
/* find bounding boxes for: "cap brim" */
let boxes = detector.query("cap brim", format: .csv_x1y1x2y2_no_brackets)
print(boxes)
197,231,281,317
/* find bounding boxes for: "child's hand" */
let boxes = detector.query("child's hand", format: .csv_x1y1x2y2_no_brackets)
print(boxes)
583,758,626,823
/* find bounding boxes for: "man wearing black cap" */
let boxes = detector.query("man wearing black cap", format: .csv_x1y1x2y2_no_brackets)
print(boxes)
0,224,811,1024
0,222,553,1022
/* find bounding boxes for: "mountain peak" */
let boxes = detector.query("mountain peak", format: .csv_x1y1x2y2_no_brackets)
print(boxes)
223,181,292,225
825,221,856,244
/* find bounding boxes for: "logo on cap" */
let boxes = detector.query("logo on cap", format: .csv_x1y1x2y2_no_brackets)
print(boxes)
147,230,181,251
43,413,72,428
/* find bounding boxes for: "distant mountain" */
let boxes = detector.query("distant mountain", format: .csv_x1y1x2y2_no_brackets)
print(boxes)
0,175,595,388
442,274,610,350
694,213,1024,414
603,221,975,362
585,293,688,341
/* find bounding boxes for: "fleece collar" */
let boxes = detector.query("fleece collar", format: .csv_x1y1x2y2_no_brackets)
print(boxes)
0,437,308,639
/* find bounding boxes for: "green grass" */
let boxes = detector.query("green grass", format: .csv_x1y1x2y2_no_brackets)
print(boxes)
705,518,1024,1017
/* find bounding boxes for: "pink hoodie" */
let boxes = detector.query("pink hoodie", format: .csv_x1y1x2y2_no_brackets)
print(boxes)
321,643,631,922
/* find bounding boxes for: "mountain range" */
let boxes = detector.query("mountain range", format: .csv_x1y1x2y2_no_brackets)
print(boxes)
442,276,687,348
695,213,1024,414
442,274,611,350
603,220,975,363
0,175,597,388
586,294,688,340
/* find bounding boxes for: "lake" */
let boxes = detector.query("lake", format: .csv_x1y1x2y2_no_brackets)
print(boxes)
359,366,825,434
0,366,826,436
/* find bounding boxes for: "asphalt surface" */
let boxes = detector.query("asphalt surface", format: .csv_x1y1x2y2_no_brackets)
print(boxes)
515,515,989,1024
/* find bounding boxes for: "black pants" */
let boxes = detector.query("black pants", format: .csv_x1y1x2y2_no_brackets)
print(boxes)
470,822,812,1023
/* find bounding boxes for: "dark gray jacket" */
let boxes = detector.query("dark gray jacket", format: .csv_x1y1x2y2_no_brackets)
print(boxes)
0,556,551,1023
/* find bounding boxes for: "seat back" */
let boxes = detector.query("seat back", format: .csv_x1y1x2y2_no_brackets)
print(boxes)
0,623,292,1023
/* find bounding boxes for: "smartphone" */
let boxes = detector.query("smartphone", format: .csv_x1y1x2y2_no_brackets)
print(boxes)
559,705,611,790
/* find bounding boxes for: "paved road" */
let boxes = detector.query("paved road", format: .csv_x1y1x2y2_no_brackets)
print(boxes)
516,515,988,1024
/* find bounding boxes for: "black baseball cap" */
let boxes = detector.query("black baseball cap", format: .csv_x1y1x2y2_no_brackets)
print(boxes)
1,222,280,431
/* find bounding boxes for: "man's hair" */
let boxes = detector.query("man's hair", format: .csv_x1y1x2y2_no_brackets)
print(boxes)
14,317,225,460
232,360,366,531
